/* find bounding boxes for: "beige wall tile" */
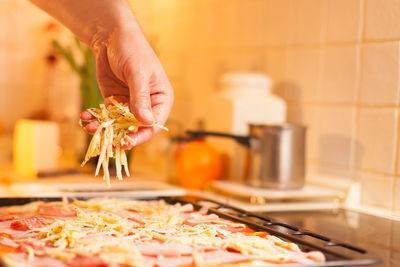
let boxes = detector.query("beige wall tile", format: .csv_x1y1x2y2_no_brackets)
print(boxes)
219,49,264,74
355,108,398,174
288,0,327,45
231,1,264,48
365,0,400,41
0,1,12,44
129,0,154,17
158,52,184,83
169,96,193,127
194,9,221,50
359,42,400,105
317,165,353,180
394,178,400,213
285,48,322,102
218,0,265,49
360,172,394,210
261,0,290,46
218,1,239,49
321,46,359,104
182,54,220,124
264,49,287,98
8,1,50,49
327,0,362,43
287,104,319,162
151,0,177,16
318,106,355,168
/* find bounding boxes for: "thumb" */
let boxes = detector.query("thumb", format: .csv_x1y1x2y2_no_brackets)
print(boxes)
128,71,154,125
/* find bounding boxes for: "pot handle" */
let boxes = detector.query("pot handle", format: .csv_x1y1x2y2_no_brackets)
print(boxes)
186,130,251,148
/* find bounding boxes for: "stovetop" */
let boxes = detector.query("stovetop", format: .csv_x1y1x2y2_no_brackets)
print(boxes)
264,209,399,267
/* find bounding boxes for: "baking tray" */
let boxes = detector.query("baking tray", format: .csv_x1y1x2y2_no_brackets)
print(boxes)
0,195,382,267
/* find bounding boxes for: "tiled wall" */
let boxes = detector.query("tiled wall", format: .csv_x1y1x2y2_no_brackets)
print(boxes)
0,0,83,160
1,0,399,213
132,0,400,214
0,0,48,131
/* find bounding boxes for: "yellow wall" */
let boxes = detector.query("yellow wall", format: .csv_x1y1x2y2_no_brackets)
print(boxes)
1,0,400,213
131,0,400,214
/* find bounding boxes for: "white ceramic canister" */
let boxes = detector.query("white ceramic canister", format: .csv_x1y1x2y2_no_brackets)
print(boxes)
205,72,286,181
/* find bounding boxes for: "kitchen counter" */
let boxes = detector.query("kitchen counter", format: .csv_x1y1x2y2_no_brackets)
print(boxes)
264,209,399,267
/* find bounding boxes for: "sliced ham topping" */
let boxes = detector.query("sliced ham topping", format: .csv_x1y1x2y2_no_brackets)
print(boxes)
0,244,18,253
179,203,194,213
0,236,18,248
7,201,42,215
306,251,326,262
67,255,108,267
37,203,77,217
144,250,255,267
201,250,255,264
136,243,193,257
0,208,14,222
10,216,47,231
184,214,219,226
9,252,67,267
144,255,193,267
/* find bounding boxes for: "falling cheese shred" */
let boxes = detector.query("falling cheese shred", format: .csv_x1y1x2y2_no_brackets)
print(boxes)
80,97,168,187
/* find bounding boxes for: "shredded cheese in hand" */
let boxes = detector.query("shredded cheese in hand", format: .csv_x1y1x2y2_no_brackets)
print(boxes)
79,97,168,187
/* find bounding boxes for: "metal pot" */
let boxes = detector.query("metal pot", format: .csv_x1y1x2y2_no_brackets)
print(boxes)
187,123,306,189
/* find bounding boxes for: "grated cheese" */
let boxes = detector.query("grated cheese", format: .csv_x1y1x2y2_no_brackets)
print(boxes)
80,97,168,187
13,199,324,266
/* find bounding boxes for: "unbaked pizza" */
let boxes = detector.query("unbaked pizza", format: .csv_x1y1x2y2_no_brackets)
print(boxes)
0,198,325,266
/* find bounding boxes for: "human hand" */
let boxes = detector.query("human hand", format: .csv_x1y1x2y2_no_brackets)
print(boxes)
81,25,173,148
30,0,173,148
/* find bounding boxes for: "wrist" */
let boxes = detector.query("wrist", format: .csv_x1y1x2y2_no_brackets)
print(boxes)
89,10,142,54
30,0,139,47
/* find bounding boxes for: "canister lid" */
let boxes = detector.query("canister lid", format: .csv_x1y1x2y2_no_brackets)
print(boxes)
220,72,272,90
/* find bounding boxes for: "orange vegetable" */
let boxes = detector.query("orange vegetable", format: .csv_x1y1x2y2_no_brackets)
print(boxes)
176,140,222,189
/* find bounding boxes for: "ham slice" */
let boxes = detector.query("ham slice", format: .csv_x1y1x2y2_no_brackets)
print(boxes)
0,208,14,222
37,203,77,217
67,256,108,267
144,250,255,267
10,217,47,231
7,201,42,215
0,236,18,248
136,243,193,257
184,214,219,226
7,252,67,267
144,255,193,267
179,204,194,213
201,250,255,264
306,251,326,262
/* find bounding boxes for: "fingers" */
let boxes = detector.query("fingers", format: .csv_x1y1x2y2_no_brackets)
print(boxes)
122,101,170,147
81,110,98,135
80,110,95,121
84,121,99,135
124,63,155,125
123,127,157,148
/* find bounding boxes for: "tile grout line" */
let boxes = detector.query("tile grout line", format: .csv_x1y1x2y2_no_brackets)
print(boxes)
391,41,400,215
350,42,362,182
350,0,366,184
312,0,330,172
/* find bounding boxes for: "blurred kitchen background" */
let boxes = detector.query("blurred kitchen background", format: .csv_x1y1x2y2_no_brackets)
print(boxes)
0,0,400,217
